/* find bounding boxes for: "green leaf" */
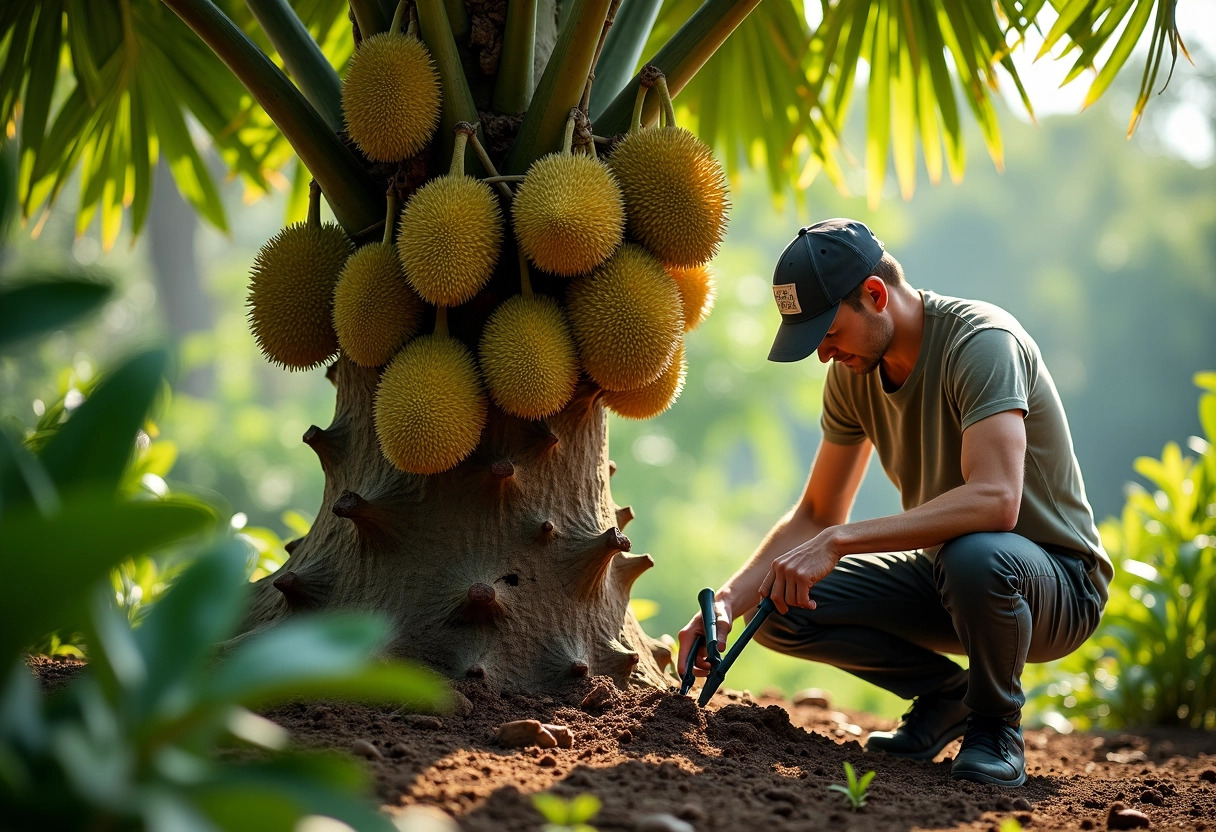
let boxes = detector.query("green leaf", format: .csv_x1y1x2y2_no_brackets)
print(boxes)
0,495,216,664
0,276,112,351
38,349,170,495
17,2,63,174
133,539,250,719
1082,0,1154,110
0,427,59,514
568,793,602,823
201,615,452,711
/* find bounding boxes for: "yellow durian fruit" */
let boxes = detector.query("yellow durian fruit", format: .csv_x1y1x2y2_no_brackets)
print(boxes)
333,243,425,367
609,125,729,268
342,32,441,162
512,153,624,276
247,221,352,370
603,343,686,420
479,294,579,419
566,244,683,391
397,175,503,306
374,335,487,474
668,264,716,332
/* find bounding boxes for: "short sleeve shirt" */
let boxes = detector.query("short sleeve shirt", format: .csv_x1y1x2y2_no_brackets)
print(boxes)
820,290,1113,602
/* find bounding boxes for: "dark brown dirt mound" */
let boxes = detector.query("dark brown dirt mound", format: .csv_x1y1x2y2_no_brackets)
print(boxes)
262,677,1216,831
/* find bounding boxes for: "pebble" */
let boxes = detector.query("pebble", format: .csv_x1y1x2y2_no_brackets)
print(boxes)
1013,797,1033,811
618,729,633,743
495,719,557,749
635,814,695,832
388,742,409,758
451,691,474,717
792,688,832,709
1139,789,1164,806
1106,802,1151,829
580,682,617,710
543,724,575,749
1200,769,1216,783
351,739,381,759
538,754,557,767
404,715,443,730
393,805,460,832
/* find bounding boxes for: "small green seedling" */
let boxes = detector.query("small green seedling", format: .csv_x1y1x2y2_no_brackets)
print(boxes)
828,761,876,810
532,792,602,832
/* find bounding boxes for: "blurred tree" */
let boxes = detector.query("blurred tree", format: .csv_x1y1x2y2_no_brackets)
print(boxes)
0,0,1196,692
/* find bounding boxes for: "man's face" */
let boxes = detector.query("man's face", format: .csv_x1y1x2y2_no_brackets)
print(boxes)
816,300,894,375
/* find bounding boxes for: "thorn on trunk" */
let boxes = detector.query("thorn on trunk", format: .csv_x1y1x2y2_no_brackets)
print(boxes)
489,459,515,480
613,552,654,592
466,665,486,679
570,660,589,677
538,520,555,541
303,425,340,472
459,582,506,625
608,459,617,477
332,489,371,519
615,505,634,530
541,430,559,451
325,360,339,386
284,537,304,554
332,490,392,544
572,527,631,598
601,641,640,683
272,570,324,610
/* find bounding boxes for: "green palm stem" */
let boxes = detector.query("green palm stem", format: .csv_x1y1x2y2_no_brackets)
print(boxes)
160,0,380,234
465,129,515,200
492,0,537,114
416,0,482,174
588,0,662,120
444,0,471,41
348,0,390,38
594,0,764,137
381,189,398,246
243,0,343,131
504,0,614,175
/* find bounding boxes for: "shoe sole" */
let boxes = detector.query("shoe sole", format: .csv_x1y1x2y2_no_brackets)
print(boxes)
950,768,1028,788
865,720,969,761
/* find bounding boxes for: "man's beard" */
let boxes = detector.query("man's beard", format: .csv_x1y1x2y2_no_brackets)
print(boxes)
839,311,894,375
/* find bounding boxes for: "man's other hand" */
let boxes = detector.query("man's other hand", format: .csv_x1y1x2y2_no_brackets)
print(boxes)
675,596,732,677
759,530,843,614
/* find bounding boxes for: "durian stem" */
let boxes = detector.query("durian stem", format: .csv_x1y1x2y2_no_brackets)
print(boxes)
482,175,527,184
562,114,578,155
467,132,516,200
449,130,470,177
655,74,676,128
579,0,623,115
307,180,322,228
405,6,420,38
517,245,534,298
435,306,449,337
390,0,407,35
381,190,398,246
348,0,390,39
417,0,482,174
629,82,648,134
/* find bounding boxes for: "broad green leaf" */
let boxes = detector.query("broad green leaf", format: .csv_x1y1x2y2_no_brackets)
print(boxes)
0,277,112,351
1082,0,1154,109
0,427,59,514
0,495,215,666
202,615,451,711
38,349,170,495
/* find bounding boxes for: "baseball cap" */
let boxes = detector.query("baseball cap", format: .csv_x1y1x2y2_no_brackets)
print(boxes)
767,218,885,363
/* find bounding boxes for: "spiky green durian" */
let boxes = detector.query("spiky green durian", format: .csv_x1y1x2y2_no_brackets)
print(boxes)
397,175,503,306
342,32,441,162
566,244,683,391
479,294,579,419
609,125,729,268
668,264,716,332
374,335,487,474
512,153,624,276
603,343,686,420
247,221,352,370
333,243,425,367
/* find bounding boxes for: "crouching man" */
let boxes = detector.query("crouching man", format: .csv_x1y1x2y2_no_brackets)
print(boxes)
678,219,1111,787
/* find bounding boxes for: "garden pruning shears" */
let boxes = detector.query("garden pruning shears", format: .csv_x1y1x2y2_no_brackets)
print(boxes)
678,587,777,707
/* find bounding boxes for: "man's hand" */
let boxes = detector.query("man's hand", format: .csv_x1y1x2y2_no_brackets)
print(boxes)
675,596,732,677
759,528,844,614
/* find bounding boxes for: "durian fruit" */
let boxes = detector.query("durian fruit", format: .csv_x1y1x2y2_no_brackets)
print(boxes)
333,195,424,367
609,74,729,268
341,17,441,163
603,343,686,420
374,323,487,475
398,128,502,306
566,244,683,391
513,147,624,276
668,264,716,332
247,188,353,370
479,254,579,419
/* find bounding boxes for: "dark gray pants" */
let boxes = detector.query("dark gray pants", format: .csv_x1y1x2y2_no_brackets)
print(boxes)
750,532,1103,722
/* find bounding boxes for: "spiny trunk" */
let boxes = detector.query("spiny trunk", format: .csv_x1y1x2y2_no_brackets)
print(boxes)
241,357,670,691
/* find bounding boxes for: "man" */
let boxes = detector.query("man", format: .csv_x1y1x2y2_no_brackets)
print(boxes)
677,219,1112,788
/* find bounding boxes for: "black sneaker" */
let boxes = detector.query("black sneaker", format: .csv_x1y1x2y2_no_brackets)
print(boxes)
950,714,1026,787
864,691,970,760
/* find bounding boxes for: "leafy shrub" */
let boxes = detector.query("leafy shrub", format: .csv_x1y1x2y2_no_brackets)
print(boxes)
1029,373,1215,729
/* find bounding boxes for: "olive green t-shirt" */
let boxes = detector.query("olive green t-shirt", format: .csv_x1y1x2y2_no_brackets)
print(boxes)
820,290,1113,603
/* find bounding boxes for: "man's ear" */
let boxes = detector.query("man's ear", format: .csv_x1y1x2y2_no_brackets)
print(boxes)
864,276,888,312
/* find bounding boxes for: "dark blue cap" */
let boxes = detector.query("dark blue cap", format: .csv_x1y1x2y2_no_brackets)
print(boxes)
767,218,885,363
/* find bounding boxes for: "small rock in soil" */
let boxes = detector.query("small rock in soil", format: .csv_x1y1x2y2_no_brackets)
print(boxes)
792,687,831,708
1106,802,1151,829
393,805,460,831
618,729,633,743
580,679,618,710
404,715,444,730
351,739,381,759
1200,768,1216,783
495,719,557,749
1081,820,1095,830
388,742,409,758
1139,789,1164,805
310,705,333,723
996,797,1014,811
538,754,557,767
635,814,695,832
542,724,574,748
451,691,474,717
1013,797,1033,811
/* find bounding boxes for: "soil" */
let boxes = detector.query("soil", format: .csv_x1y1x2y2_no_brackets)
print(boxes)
29,657,1216,831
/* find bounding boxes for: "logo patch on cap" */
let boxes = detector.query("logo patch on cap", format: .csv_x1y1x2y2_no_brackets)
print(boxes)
773,283,802,315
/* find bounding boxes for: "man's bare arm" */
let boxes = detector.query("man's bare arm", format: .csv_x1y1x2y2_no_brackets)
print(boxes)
761,409,1027,613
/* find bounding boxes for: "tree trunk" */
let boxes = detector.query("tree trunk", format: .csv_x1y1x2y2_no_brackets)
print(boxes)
241,356,671,692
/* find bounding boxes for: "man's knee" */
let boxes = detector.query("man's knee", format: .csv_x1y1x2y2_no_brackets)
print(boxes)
933,532,1020,599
